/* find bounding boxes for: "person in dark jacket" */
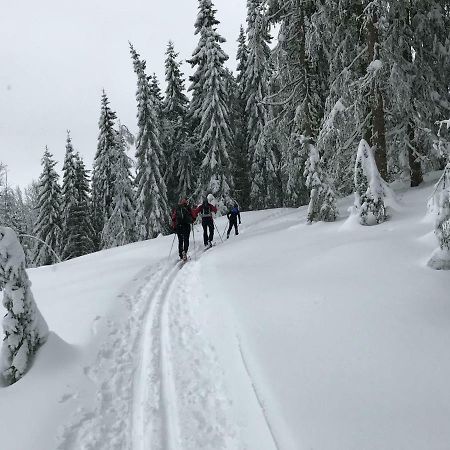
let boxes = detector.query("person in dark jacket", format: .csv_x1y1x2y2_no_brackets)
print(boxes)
171,198,196,260
193,198,218,247
226,203,241,238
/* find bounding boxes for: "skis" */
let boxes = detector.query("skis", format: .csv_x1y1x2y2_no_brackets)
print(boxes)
203,242,215,252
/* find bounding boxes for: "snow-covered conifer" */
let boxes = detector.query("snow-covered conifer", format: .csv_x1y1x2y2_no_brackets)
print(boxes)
63,153,95,259
244,0,274,208
102,129,136,248
92,91,117,249
353,139,387,226
163,41,189,204
130,43,170,238
304,139,337,223
33,148,62,266
233,27,251,209
60,131,79,259
187,0,221,128
428,163,450,270
0,227,49,384
187,1,234,210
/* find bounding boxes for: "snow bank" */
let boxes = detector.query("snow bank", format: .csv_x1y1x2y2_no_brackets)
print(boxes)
0,180,449,450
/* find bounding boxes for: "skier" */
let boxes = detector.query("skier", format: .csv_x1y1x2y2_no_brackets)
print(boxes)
171,198,195,261
226,203,241,239
193,197,218,248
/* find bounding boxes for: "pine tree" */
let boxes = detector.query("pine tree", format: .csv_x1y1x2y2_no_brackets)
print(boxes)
102,129,136,248
177,139,196,200
384,1,450,186
130,43,170,238
304,139,337,223
188,0,234,211
70,153,95,257
244,0,274,208
163,41,189,204
33,147,62,266
353,139,387,226
187,0,222,129
428,161,450,269
92,91,117,249
0,227,49,384
60,131,79,259
269,0,325,207
233,26,251,209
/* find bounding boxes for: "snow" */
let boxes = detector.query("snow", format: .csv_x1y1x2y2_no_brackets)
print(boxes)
1,177,450,449
367,59,383,73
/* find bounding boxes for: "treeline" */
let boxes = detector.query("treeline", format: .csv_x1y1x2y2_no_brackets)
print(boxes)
1,0,449,266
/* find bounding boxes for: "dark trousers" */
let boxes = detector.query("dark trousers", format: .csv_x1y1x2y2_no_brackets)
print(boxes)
202,217,214,245
176,224,191,257
227,219,238,236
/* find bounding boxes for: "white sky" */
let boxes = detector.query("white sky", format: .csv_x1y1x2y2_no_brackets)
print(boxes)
0,0,247,188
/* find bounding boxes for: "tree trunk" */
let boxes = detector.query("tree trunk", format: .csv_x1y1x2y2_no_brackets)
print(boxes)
367,8,388,181
408,123,424,187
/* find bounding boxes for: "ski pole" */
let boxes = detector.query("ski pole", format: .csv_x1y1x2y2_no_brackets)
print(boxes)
192,223,197,260
168,233,176,262
214,220,224,243
222,223,228,240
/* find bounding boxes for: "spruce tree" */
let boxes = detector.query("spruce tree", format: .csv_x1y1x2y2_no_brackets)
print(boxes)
60,131,79,259
187,0,221,129
92,91,117,249
130,43,170,238
33,148,62,266
102,129,136,248
163,41,189,204
63,153,95,259
233,26,251,209
354,139,387,226
0,227,49,384
304,140,337,223
188,0,234,211
244,0,274,209
428,162,450,270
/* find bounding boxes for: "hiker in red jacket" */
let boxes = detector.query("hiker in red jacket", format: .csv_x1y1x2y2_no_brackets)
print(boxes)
193,198,218,248
171,198,196,261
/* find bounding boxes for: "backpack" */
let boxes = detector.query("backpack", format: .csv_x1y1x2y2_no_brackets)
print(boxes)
231,207,239,216
201,204,211,217
176,205,192,225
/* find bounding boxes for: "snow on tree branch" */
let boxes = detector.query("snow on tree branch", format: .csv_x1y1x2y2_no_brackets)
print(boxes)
0,227,49,385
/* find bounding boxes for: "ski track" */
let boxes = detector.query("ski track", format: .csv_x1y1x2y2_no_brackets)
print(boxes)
56,246,245,449
56,213,298,450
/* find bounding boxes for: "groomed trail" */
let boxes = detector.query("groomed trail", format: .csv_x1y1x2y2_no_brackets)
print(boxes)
57,219,281,450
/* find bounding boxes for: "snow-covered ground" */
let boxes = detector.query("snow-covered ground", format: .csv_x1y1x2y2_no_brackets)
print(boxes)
1,175,450,450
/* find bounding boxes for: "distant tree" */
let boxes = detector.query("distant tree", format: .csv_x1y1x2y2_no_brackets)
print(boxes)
163,41,189,204
92,91,117,249
0,226,49,385
188,0,234,211
244,0,274,208
232,27,251,209
60,131,79,259
33,148,62,266
130,43,170,238
102,129,136,248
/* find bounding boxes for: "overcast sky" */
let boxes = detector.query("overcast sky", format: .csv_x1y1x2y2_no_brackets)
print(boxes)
0,0,247,188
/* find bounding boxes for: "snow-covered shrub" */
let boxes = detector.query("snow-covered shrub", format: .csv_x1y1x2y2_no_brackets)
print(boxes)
0,227,49,385
304,140,338,223
428,163,450,270
354,139,387,225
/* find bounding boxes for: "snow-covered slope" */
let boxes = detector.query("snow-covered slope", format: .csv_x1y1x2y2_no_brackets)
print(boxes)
1,175,450,450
